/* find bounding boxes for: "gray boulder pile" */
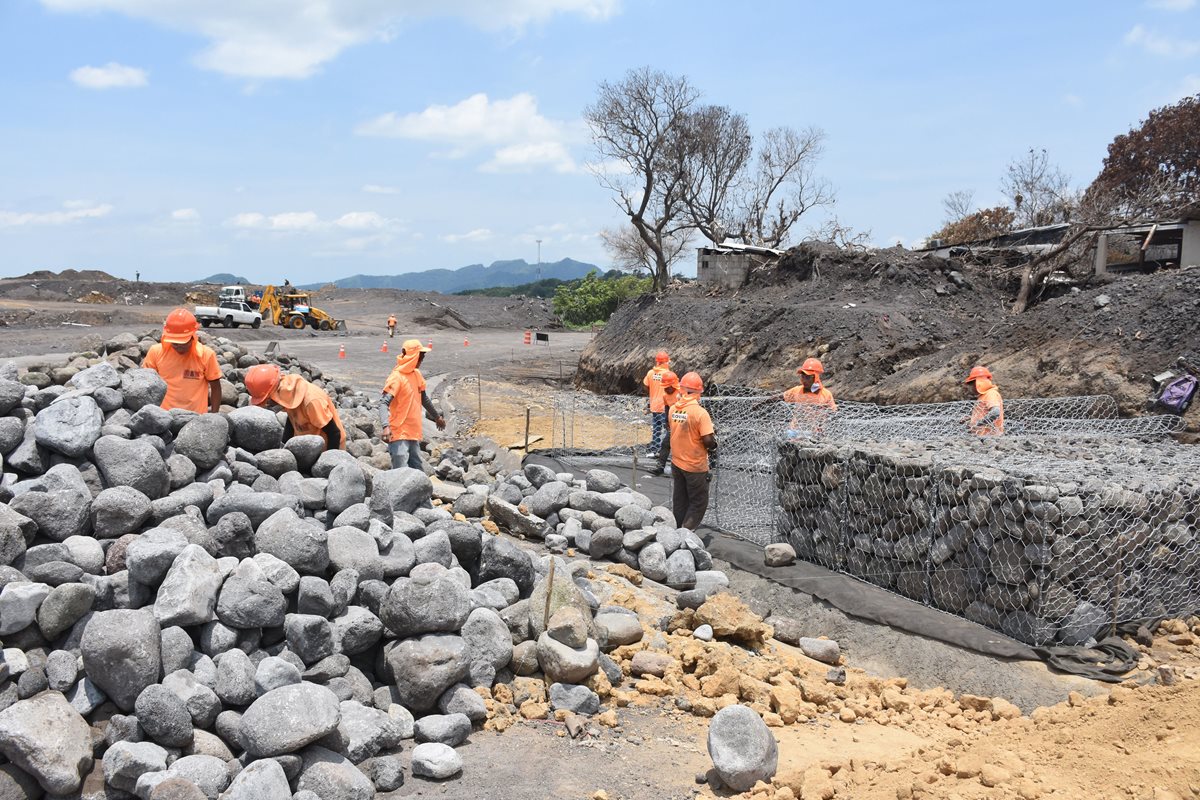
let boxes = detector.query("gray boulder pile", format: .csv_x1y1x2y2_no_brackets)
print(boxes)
0,339,727,797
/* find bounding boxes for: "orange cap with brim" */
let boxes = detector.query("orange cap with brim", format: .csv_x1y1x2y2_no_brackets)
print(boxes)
245,364,282,406
402,338,432,354
162,308,199,345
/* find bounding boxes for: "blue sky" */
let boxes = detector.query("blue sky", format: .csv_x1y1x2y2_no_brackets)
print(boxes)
1,0,1198,284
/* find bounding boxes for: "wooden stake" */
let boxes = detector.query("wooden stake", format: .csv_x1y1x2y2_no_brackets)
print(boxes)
524,407,531,452
543,557,556,630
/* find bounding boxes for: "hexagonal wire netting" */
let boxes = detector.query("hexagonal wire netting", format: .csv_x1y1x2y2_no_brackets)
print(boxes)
539,386,1195,645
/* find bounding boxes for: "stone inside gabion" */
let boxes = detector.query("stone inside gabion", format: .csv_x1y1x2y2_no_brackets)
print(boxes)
774,437,1200,647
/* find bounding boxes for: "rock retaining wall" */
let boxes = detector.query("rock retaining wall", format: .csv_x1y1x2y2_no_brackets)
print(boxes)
776,439,1200,646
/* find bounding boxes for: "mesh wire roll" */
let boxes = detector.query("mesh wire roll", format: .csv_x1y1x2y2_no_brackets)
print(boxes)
531,384,1195,645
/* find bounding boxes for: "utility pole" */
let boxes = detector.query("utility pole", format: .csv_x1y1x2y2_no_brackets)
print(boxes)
536,239,542,280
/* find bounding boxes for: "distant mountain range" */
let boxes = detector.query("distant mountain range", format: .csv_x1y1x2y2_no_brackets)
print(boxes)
298,258,599,294
196,273,250,285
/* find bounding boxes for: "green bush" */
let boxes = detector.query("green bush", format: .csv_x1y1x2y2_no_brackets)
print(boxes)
551,270,652,325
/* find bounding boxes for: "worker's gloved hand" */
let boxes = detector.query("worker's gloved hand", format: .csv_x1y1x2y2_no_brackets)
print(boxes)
381,424,392,443
435,416,447,431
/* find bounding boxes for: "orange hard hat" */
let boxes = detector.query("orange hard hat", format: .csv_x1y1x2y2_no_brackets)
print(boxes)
162,308,199,344
655,350,670,364
661,370,679,387
402,338,431,354
798,358,825,376
680,372,704,393
965,365,993,383
245,364,282,406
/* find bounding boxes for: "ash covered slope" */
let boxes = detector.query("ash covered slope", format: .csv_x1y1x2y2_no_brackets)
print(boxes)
577,243,1200,428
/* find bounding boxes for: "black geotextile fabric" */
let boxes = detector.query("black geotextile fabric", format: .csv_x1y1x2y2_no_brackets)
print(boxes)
526,452,1140,682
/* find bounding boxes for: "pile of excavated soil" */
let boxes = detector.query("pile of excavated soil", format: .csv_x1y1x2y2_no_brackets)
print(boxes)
576,245,1200,435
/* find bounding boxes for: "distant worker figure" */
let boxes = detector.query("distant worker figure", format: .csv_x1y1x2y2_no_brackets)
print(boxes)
643,350,672,455
387,314,397,339
965,365,1004,436
135,271,140,282
650,371,717,531
784,357,837,436
245,364,346,450
142,308,222,414
378,339,446,470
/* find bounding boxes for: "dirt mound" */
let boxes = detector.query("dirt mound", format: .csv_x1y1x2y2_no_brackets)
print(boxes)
577,245,1200,435
75,290,114,304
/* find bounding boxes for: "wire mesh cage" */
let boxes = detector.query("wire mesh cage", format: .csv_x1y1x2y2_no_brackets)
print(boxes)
523,383,1196,644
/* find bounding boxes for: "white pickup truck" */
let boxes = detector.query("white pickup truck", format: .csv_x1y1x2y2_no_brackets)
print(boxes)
194,300,262,329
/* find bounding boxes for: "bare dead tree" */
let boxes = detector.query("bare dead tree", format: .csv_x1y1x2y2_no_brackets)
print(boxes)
735,126,835,248
1010,172,1189,313
585,68,700,292
810,216,873,251
1002,148,1074,228
942,189,976,224
599,225,690,275
677,105,753,245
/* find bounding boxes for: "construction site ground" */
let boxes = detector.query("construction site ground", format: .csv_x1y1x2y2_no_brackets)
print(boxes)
2,272,1199,799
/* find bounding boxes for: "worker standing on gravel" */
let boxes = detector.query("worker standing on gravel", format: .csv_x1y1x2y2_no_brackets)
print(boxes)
244,364,346,450
650,371,717,530
142,308,222,414
378,338,446,470
643,350,672,456
965,365,1004,435
387,314,397,339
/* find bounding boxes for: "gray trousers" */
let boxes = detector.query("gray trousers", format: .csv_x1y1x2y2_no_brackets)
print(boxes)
672,466,710,531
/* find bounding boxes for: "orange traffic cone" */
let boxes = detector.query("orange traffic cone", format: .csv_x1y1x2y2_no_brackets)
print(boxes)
380,341,388,353
427,340,433,350
338,345,346,359
463,338,469,346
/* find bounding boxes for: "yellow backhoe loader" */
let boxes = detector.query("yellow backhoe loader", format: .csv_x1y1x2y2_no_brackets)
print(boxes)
257,285,346,331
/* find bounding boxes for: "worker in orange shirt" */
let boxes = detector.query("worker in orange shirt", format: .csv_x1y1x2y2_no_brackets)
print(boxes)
142,308,222,414
378,338,446,470
387,314,397,339
643,350,672,455
783,357,837,436
965,365,1004,435
244,364,346,450
649,372,717,530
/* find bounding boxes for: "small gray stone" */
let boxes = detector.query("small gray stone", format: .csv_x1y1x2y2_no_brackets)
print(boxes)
80,608,162,712
254,656,302,694
410,742,462,780
0,692,93,795
136,684,195,748
174,415,230,471
240,683,342,758
253,507,329,574
93,435,169,499
385,634,470,713
221,758,291,800
638,542,668,582
549,682,600,715
415,712,471,747
380,568,470,638
103,740,168,793
154,545,223,627
216,576,286,629
34,396,102,457
595,611,643,647
764,543,796,567
284,613,335,665
91,486,154,538
693,624,714,642
536,633,599,684
296,745,376,799
214,649,257,707
227,406,283,453
707,705,778,792
438,683,487,723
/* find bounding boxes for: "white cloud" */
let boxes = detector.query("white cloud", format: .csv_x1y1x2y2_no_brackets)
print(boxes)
1148,0,1196,10
334,211,388,230
171,207,201,221
0,201,113,227
69,61,148,89
1063,93,1084,107
41,1,619,79
359,92,579,173
1124,24,1200,58
361,184,400,194
227,211,321,231
482,141,576,173
442,228,493,243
